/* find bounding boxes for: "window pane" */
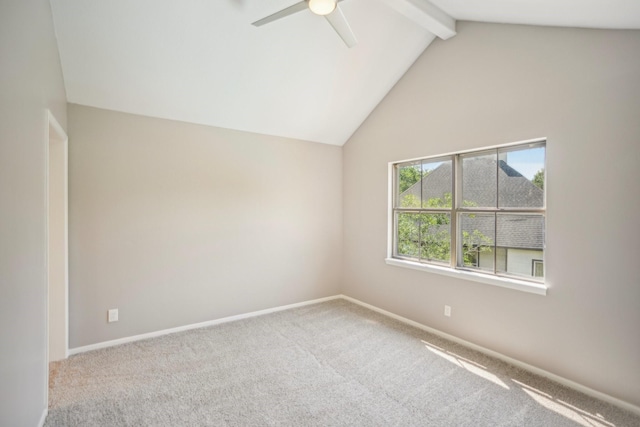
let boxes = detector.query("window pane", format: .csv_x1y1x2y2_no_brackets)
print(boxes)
397,162,422,208
419,213,451,264
397,213,451,263
497,145,545,208
397,213,420,258
533,261,544,277
397,159,452,209
459,213,495,272
496,214,545,280
421,159,452,208
496,247,507,272
461,152,497,208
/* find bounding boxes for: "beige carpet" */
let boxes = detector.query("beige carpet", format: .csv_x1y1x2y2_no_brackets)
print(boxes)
46,300,640,426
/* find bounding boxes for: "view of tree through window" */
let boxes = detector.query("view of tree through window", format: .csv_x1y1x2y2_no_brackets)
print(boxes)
393,141,546,282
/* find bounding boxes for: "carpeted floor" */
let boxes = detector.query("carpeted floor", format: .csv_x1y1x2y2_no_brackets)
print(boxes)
46,299,640,426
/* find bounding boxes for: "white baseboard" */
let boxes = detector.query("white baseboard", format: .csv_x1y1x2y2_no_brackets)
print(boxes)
340,294,640,417
68,295,341,356
37,407,48,427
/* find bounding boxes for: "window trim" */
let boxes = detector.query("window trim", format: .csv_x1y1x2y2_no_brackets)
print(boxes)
384,257,547,295
387,138,547,295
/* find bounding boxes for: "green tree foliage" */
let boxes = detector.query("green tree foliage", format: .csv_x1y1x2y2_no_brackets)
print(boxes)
532,168,544,190
460,228,493,267
397,193,493,265
397,194,451,262
399,166,427,193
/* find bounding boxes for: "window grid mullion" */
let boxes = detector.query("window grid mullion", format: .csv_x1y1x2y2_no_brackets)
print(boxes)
451,154,458,269
494,149,499,275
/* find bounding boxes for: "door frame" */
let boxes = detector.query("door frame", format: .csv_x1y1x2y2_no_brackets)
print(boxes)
44,109,69,408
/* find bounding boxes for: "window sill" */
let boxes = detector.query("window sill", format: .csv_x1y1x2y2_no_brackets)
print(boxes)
384,258,547,296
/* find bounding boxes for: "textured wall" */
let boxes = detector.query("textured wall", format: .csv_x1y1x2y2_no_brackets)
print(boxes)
343,22,640,406
68,105,342,348
0,1,68,425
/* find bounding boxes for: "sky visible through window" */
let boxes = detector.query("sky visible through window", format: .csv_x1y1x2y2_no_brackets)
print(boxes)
420,146,544,180
506,146,544,180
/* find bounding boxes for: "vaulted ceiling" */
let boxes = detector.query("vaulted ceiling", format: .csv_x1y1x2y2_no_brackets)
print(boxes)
50,0,640,146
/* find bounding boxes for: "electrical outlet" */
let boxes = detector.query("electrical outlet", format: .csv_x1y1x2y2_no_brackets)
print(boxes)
444,305,452,317
108,308,119,323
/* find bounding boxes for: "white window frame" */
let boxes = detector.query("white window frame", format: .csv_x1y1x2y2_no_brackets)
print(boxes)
385,138,547,296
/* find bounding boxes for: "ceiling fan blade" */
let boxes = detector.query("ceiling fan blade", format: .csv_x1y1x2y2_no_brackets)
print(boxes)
252,1,309,27
324,5,357,48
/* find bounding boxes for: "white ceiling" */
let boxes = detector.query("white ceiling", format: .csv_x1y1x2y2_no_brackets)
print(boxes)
50,0,640,146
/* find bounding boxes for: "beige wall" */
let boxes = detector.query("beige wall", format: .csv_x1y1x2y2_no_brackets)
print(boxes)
0,0,68,425
48,128,67,362
343,22,640,406
68,105,342,348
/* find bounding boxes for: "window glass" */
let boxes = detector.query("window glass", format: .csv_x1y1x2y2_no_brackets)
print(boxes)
421,159,452,208
419,213,451,264
497,146,545,208
459,213,495,272
496,214,545,280
397,213,451,263
397,162,422,208
397,213,420,258
461,152,497,208
533,260,544,278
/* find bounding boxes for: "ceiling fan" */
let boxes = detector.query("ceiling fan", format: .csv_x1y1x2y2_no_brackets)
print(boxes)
252,0,357,48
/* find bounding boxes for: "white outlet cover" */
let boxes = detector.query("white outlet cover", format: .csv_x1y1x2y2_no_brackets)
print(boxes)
108,309,119,323
444,305,452,317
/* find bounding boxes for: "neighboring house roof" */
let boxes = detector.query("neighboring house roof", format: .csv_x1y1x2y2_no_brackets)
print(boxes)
462,214,544,250
403,158,543,207
401,159,544,249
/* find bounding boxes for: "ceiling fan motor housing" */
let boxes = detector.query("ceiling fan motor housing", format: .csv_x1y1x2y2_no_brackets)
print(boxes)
308,0,337,16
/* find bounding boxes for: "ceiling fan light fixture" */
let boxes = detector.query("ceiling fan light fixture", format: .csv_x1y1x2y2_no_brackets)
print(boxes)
308,0,337,16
